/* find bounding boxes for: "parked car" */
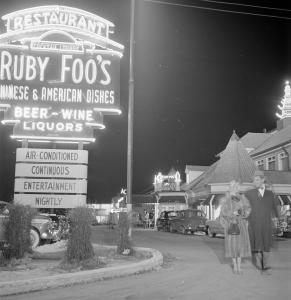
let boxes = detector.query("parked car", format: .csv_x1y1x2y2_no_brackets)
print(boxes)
0,201,60,249
205,218,224,238
168,209,207,234
157,210,178,232
279,210,291,238
205,217,283,238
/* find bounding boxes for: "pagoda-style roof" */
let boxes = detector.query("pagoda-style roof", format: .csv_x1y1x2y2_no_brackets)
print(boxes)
207,131,257,184
186,131,258,194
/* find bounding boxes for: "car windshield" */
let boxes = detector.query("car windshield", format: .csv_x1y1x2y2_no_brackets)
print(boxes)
186,210,205,218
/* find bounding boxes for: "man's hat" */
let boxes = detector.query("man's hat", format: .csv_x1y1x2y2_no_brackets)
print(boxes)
253,170,265,178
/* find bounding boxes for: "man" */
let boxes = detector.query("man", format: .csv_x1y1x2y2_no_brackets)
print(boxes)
245,170,280,275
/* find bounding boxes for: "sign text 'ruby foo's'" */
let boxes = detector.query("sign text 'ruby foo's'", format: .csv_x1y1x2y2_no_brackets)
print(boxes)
0,5,124,143
0,49,119,107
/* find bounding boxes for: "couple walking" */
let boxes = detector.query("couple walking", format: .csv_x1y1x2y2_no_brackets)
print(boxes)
219,170,279,275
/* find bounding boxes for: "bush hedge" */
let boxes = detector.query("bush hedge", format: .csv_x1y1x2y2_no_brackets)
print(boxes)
5,204,36,259
65,206,94,263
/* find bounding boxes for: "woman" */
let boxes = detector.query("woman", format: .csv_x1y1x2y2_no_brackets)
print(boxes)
220,180,252,274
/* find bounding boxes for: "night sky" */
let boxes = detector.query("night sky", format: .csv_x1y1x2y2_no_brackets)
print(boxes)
0,0,290,203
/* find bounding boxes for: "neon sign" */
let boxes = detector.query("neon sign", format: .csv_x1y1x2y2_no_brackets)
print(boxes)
4,9,109,37
0,6,124,52
276,81,291,120
154,171,181,192
0,5,124,143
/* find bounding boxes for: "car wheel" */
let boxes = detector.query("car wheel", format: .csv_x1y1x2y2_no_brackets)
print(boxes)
30,228,40,248
207,227,216,238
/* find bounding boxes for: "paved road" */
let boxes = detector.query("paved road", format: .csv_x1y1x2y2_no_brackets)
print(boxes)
3,227,291,300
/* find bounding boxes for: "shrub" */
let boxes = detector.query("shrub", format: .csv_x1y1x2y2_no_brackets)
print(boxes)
5,204,36,259
57,215,70,240
117,212,133,255
65,206,94,263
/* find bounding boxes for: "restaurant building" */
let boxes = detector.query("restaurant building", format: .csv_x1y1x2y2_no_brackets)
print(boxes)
183,82,291,219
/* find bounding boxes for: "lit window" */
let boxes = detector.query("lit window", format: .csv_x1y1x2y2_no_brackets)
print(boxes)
278,152,289,171
267,156,276,170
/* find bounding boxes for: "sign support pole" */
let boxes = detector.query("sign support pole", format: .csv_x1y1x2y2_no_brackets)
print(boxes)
21,139,28,148
127,0,136,240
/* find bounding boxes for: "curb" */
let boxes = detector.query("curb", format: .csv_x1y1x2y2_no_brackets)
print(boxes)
0,246,163,297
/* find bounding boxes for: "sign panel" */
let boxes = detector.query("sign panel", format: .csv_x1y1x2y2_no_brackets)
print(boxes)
14,194,87,208
4,106,104,141
0,48,121,111
15,163,88,178
14,178,87,193
16,148,88,164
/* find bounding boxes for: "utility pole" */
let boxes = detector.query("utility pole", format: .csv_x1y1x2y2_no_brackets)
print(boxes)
127,0,135,240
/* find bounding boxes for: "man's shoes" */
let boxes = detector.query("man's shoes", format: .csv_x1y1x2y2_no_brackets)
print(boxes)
255,253,263,270
261,267,272,275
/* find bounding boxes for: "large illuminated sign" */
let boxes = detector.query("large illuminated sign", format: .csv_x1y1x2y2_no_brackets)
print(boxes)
0,5,124,143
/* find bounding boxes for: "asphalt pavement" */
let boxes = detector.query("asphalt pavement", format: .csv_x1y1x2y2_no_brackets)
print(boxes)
1,227,290,300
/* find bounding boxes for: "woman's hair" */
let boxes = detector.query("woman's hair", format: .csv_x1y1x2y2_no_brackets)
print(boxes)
229,180,241,193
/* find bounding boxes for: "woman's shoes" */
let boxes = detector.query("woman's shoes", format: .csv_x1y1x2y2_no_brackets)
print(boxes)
232,266,243,275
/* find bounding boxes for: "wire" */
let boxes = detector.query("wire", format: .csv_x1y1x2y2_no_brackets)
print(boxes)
193,0,291,13
142,0,291,20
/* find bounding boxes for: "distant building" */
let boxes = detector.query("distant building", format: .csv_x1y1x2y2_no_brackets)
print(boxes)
133,168,188,228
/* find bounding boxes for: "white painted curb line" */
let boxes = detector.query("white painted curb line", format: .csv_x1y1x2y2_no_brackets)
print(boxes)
0,246,163,296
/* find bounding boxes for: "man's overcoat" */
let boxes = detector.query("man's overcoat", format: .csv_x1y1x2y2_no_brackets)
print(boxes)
245,189,279,252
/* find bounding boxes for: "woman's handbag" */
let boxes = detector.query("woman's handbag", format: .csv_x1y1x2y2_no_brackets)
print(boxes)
227,196,241,235
228,222,240,235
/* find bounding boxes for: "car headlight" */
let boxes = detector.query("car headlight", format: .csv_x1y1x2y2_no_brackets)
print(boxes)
41,232,48,239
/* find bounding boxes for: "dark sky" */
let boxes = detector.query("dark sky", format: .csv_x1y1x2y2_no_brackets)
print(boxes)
0,0,290,203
